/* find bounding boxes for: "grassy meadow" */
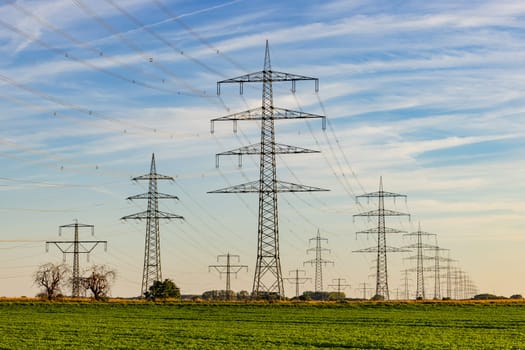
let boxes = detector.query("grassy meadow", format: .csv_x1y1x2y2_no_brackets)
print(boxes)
0,299,524,349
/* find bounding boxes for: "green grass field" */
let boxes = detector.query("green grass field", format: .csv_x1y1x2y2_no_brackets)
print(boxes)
0,300,524,349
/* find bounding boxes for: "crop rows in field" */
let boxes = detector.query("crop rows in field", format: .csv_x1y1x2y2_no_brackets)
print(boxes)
0,301,524,349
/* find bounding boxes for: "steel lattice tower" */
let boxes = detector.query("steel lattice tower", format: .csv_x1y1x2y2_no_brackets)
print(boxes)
403,223,436,299
353,177,409,300
428,246,448,300
304,229,333,292
284,269,310,298
121,153,184,297
328,278,351,296
46,220,107,297
209,41,327,298
208,253,248,294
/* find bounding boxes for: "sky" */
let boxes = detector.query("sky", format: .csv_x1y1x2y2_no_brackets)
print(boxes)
0,0,524,299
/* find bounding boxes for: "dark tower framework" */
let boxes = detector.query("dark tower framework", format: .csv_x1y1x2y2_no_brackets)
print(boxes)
403,223,436,300
208,253,248,296
284,269,310,298
46,220,107,297
401,269,412,300
328,278,351,297
121,153,184,297
359,282,374,300
209,41,327,298
353,177,409,300
303,229,333,292
426,246,448,300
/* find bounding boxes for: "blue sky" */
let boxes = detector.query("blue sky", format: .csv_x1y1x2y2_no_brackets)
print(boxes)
0,0,524,298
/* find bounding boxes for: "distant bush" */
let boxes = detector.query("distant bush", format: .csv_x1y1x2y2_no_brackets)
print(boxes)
300,291,346,301
472,293,507,300
145,279,180,301
510,294,523,299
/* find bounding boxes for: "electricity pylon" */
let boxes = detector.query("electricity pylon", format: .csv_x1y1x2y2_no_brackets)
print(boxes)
304,229,334,292
328,278,351,296
359,282,374,300
426,246,448,300
353,177,409,300
401,269,412,300
46,220,107,297
403,223,436,300
208,253,248,295
121,153,184,297
209,41,327,298
284,269,310,298
443,253,456,299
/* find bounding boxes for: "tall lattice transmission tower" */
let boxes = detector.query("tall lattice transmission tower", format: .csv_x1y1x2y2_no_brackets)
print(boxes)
403,222,436,300
353,177,409,300
304,229,334,292
121,153,184,297
209,41,327,298
46,220,107,297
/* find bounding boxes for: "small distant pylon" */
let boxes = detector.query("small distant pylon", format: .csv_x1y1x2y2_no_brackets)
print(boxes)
427,246,448,300
284,269,310,298
121,153,184,297
208,253,248,297
359,282,374,300
46,220,107,297
401,269,413,300
328,278,351,298
304,229,333,292
403,222,436,300
353,177,410,300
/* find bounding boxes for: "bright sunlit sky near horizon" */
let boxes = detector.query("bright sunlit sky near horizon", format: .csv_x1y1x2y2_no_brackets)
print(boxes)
0,0,524,298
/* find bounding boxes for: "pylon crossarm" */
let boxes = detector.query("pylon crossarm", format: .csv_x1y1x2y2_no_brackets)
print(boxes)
210,107,325,133
356,227,406,235
402,242,437,249
218,143,319,156
209,180,329,193
59,223,94,229
217,71,318,95
216,143,319,168
403,232,436,238
132,173,174,181
404,254,436,260
354,209,410,217
357,191,407,199
127,192,179,200
120,210,184,220
353,246,410,253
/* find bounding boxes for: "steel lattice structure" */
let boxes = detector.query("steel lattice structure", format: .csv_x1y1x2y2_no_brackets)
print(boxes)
353,177,409,300
208,253,248,294
403,223,436,300
328,278,351,298
209,41,327,298
304,229,333,292
46,220,107,297
284,269,310,298
121,153,183,297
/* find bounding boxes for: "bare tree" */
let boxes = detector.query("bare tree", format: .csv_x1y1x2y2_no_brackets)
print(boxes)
81,265,116,301
34,263,69,300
